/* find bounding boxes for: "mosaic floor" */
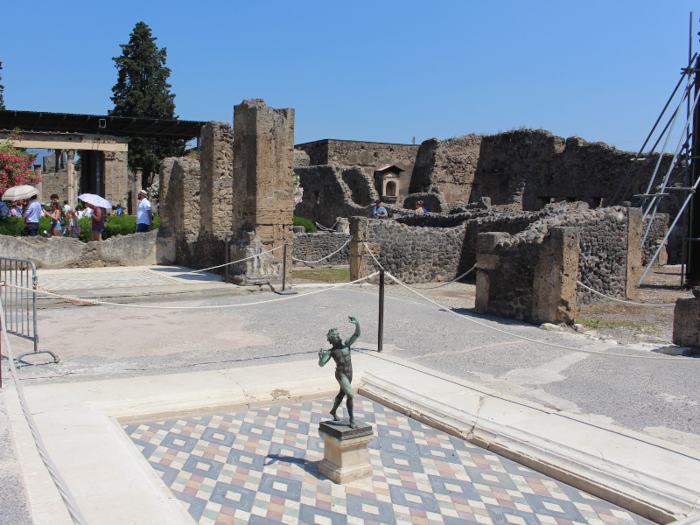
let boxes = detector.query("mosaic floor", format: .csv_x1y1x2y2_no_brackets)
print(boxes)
124,397,652,525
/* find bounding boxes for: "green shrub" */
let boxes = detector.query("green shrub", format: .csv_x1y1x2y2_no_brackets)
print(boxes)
0,216,26,236
293,216,316,233
0,214,160,242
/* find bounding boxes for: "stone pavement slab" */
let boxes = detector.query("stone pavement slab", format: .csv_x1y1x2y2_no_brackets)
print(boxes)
33,265,255,306
5,356,699,525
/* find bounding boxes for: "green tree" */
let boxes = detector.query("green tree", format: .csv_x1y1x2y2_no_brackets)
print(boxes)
0,61,5,110
110,22,183,185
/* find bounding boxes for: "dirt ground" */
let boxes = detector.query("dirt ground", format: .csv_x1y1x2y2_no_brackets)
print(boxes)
576,265,695,345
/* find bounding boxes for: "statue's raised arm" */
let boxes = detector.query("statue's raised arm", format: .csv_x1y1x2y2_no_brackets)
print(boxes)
318,347,331,367
344,316,361,348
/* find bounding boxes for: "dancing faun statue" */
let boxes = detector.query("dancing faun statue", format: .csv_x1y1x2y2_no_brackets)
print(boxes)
318,316,361,429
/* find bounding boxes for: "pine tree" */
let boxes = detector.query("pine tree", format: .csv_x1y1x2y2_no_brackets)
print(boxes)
0,61,6,110
110,22,183,185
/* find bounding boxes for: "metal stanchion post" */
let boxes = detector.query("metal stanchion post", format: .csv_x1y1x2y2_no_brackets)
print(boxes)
274,244,297,295
378,270,384,352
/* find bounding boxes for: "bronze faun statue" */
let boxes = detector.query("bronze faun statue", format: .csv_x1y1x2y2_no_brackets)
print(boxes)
319,316,361,428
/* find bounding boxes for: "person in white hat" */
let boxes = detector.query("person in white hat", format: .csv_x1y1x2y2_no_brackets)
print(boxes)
136,189,153,233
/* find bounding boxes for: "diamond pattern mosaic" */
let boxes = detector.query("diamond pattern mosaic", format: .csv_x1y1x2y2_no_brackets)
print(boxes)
124,397,653,525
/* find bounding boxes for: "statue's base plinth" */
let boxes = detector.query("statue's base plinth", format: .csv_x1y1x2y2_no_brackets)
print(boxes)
318,420,374,484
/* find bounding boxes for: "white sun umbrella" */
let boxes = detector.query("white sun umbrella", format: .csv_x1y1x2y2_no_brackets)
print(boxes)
2,185,38,201
78,193,112,209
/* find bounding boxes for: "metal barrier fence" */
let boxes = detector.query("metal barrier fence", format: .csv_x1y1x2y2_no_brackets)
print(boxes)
0,257,59,369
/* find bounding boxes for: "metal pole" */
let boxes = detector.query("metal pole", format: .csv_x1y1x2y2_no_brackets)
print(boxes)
378,270,384,353
688,52,700,286
273,244,297,295
224,238,230,283
282,244,287,291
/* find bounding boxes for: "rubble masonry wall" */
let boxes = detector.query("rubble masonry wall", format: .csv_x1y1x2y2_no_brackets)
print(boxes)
293,233,351,266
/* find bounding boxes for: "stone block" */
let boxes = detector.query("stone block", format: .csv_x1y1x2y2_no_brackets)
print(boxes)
476,254,499,270
477,232,511,254
673,298,700,348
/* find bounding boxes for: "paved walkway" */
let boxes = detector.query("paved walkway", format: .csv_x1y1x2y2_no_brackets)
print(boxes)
33,265,251,306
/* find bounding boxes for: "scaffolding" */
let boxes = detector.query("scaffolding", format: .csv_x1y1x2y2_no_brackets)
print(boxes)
611,13,700,287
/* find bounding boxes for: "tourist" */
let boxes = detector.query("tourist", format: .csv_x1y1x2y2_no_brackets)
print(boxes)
83,205,92,219
86,203,105,241
414,200,427,214
10,202,22,217
115,204,124,216
23,193,42,236
63,200,70,214
136,189,153,233
44,201,63,237
372,200,388,219
67,208,81,238
0,200,9,217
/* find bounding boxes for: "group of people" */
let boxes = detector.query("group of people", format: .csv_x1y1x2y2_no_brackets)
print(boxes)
22,193,106,240
3,188,153,241
371,199,427,219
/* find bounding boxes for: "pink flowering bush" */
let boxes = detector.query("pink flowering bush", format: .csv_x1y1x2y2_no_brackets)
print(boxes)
0,130,41,198
293,173,303,206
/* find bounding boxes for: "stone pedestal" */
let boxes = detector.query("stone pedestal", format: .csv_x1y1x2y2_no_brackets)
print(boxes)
318,420,374,484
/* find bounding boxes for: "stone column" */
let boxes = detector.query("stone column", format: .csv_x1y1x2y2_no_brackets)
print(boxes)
34,165,43,201
626,207,642,301
229,100,295,285
475,232,509,315
66,150,76,208
200,121,233,235
156,158,177,264
132,167,143,215
198,122,234,269
170,159,201,267
349,217,377,282
158,158,176,232
532,227,579,325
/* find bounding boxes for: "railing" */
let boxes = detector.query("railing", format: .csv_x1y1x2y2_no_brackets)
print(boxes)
0,257,58,384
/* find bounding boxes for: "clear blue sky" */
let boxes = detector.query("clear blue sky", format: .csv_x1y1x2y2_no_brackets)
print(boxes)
1,1,698,151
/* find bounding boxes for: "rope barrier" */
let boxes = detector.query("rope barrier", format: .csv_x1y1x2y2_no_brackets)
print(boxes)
1,272,379,311
182,244,285,274
360,242,698,362
576,281,675,307
0,302,90,525
316,220,338,231
409,264,477,290
292,236,353,265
